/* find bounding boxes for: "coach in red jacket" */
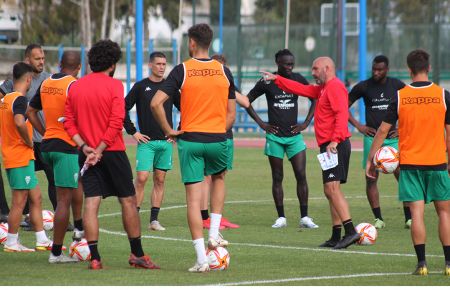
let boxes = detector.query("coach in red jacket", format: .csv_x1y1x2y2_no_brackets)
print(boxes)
262,56,360,250
64,40,159,270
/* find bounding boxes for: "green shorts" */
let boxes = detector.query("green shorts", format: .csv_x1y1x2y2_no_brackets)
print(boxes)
6,160,38,190
136,140,173,172
226,138,234,170
42,151,79,188
177,139,228,184
399,169,450,203
363,136,398,168
265,133,306,160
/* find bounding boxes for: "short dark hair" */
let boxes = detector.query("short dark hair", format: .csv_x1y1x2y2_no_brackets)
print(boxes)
407,49,430,75
188,24,213,50
61,51,81,70
275,49,294,62
373,55,389,66
88,40,122,72
13,62,33,80
25,43,42,57
211,54,227,65
149,51,166,62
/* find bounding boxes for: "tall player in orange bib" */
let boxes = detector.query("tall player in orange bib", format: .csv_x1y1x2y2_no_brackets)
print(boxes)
367,49,450,276
0,62,51,252
152,24,236,273
27,51,84,263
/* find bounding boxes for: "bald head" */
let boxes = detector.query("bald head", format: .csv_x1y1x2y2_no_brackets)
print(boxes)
60,51,81,77
312,56,336,85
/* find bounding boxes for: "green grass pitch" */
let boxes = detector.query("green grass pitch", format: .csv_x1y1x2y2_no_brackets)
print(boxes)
0,141,448,285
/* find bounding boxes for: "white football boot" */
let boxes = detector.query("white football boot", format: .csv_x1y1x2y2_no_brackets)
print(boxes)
272,217,287,228
299,216,319,228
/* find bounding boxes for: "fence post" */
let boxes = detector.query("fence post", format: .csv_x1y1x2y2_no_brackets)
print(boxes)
58,44,64,63
126,39,131,93
148,38,154,75
172,38,177,66
80,45,85,77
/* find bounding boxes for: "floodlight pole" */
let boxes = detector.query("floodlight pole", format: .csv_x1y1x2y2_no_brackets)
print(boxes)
219,0,224,54
358,0,367,124
284,0,291,49
136,0,143,82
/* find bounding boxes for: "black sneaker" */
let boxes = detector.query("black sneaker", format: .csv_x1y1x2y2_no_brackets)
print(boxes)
0,214,8,223
66,223,74,232
319,239,338,248
333,232,361,249
20,216,33,231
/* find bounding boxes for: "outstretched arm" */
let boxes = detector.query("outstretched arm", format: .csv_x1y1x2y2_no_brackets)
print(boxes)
261,71,321,99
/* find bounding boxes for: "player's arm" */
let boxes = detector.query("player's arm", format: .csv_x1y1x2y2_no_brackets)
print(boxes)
26,86,45,135
245,80,279,134
348,83,376,136
12,96,32,148
292,98,316,134
226,98,236,131
151,90,182,138
235,91,250,108
260,71,321,99
445,90,450,175
124,85,150,144
0,79,13,98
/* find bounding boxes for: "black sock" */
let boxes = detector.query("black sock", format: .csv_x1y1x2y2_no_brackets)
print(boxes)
88,240,101,261
51,244,63,256
129,237,144,257
443,245,450,263
201,209,209,220
150,207,160,222
342,219,356,235
414,244,426,264
331,225,342,241
74,219,83,231
276,205,285,218
137,207,140,213
404,206,412,222
372,207,383,220
300,205,308,218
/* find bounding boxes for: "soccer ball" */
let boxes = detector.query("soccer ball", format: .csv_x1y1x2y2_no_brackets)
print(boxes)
355,223,378,245
69,238,91,261
42,210,54,231
0,223,8,245
206,246,230,270
373,146,399,174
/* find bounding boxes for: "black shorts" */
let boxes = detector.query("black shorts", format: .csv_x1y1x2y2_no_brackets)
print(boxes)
79,151,135,199
320,138,351,184
33,142,49,171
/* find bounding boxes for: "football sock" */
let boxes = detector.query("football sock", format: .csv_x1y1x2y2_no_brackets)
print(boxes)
342,219,356,235
331,225,342,241
51,244,63,256
201,210,209,220
129,237,144,257
414,244,426,264
74,219,83,231
193,238,207,265
5,232,18,246
35,230,48,243
372,207,383,220
404,206,412,222
300,205,308,218
150,207,160,222
209,213,222,240
88,240,101,261
443,245,450,263
276,205,285,218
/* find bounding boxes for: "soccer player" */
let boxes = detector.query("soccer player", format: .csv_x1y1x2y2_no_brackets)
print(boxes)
64,40,159,270
151,23,236,272
348,55,411,229
200,54,247,230
262,56,360,249
0,44,58,231
27,51,83,263
366,49,450,276
0,62,51,252
124,51,177,231
245,49,318,229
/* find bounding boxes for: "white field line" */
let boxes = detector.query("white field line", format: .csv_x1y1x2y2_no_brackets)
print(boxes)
203,271,440,286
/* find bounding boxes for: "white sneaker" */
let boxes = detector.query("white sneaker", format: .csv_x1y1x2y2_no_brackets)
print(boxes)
4,242,35,253
35,239,53,251
300,216,319,228
73,229,85,241
148,221,166,231
208,233,229,250
48,253,79,264
272,217,287,228
188,262,210,273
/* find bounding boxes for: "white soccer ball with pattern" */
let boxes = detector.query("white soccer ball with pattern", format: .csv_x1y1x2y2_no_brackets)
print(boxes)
373,146,399,174
42,210,54,231
69,238,91,261
0,223,8,245
355,223,378,245
206,246,230,270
